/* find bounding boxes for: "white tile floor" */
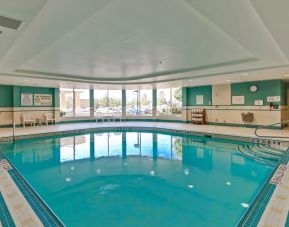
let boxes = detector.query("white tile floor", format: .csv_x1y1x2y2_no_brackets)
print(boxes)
258,165,289,227
0,163,43,227
0,121,288,141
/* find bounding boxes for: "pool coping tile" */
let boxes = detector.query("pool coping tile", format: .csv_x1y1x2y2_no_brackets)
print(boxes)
0,192,15,227
238,147,289,226
0,153,63,227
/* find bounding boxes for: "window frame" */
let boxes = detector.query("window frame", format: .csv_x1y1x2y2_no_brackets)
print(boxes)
60,88,90,117
157,87,182,116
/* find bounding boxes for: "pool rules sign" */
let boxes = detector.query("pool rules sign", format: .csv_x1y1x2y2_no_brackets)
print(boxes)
34,94,52,106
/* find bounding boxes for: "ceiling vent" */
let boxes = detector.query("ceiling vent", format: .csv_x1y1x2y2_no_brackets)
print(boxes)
0,15,22,30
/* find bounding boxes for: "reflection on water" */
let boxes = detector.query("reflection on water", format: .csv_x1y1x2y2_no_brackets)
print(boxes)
59,132,184,162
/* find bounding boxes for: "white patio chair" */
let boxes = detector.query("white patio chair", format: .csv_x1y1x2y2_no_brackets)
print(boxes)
22,114,35,128
44,113,56,125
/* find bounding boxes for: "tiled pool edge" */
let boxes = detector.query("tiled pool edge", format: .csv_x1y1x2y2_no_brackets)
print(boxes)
0,152,64,227
8,169,64,227
238,147,289,226
0,192,15,227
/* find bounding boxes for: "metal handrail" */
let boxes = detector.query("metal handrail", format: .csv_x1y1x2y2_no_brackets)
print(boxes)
254,120,289,139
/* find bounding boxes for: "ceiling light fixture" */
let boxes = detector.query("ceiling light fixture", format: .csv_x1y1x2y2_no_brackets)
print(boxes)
283,75,289,77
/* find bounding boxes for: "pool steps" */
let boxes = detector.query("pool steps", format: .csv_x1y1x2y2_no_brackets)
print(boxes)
237,144,284,167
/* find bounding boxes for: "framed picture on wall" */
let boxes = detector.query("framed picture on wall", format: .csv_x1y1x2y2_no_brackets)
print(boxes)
34,94,52,106
196,95,204,105
21,93,33,106
232,96,245,105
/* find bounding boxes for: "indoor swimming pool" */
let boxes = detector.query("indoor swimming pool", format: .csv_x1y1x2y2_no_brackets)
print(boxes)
0,130,283,226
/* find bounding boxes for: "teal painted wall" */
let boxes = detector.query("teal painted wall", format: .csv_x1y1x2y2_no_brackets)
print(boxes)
13,86,20,107
17,86,58,107
0,85,59,107
231,80,285,106
281,81,287,105
0,85,13,107
182,88,187,106
186,86,212,106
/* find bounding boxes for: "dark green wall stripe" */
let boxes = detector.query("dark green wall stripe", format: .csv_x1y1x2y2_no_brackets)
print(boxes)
0,85,13,107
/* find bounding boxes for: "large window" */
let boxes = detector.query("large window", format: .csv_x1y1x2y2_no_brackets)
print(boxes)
157,88,182,116
94,90,122,116
60,88,90,117
60,88,74,117
140,90,152,116
60,88,182,118
126,89,152,116
75,89,90,116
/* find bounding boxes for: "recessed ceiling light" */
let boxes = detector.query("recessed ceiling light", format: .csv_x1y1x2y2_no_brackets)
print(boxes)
283,75,289,77
226,80,231,82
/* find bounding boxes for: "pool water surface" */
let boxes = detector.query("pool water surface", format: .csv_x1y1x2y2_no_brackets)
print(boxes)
0,131,276,226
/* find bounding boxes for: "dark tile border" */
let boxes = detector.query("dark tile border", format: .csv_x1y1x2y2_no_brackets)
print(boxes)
238,147,289,226
0,192,15,227
0,152,64,227
8,169,64,227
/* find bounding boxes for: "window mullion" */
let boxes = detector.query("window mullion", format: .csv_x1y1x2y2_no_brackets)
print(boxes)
73,89,76,117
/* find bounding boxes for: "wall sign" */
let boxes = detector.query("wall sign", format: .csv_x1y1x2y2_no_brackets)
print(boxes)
196,95,204,105
232,96,245,105
34,94,52,106
254,100,263,106
21,93,33,106
267,96,280,102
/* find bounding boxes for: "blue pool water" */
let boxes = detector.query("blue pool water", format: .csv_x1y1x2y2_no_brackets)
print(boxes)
0,131,277,226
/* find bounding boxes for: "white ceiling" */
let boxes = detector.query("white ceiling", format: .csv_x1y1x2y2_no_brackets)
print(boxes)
0,0,288,89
